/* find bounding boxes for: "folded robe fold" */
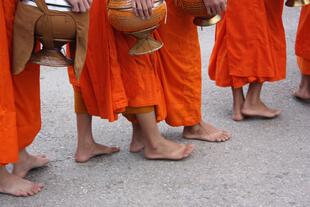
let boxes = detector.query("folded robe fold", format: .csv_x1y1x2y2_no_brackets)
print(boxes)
296,5,310,75
154,0,202,127
209,0,286,88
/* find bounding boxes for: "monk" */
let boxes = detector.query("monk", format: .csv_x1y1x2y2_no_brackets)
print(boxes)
70,0,194,161
0,0,92,197
129,0,231,153
294,5,310,101
68,0,126,163
209,0,286,121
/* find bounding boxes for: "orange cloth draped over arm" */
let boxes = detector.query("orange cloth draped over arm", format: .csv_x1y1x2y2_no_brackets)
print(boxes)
68,0,128,121
154,0,202,127
0,0,18,165
209,0,286,88
296,5,310,75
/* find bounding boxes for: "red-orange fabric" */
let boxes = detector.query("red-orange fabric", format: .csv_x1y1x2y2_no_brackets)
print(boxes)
209,0,286,88
68,0,128,121
114,30,166,121
296,5,310,75
0,0,18,165
13,63,41,150
0,0,41,165
68,0,167,121
297,57,310,75
154,0,201,126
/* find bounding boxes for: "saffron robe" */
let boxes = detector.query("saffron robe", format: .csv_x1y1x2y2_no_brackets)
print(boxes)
154,0,202,127
0,0,41,165
209,0,286,88
113,30,166,121
68,0,128,121
69,0,167,122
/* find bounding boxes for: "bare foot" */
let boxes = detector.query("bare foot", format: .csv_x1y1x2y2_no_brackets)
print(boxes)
0,167,43,197
144,138,194,160
129,124,144,153
241,100,281,119
13,150,49,178
183,121,231,142
75,142,120,163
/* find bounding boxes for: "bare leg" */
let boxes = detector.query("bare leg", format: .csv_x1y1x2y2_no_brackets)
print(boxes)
294,74,310,100
0,166,43,197
129,122,144,153
232,87,245,121
75,113,120,163
13,149,49,178
183,121,231,142
241,82,281,118
136,111,194,160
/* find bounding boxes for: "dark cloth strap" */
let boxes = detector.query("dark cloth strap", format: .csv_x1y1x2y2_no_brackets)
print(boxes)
34,0,54,49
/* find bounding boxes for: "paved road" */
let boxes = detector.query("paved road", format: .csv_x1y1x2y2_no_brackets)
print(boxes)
1,8,309,207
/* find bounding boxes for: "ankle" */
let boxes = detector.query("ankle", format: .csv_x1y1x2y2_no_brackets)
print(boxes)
185,125,201,134
77,140,96,151
244,97,261,107
15,150,31,165
144,135,166,151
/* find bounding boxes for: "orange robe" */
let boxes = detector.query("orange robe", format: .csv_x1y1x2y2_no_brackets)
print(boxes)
296,5,310,75
113,31,166,121
68,0,128,121
0,0,40,165
154,0,202,127
0,0,18,165
209,0,286,88
69,0,164,121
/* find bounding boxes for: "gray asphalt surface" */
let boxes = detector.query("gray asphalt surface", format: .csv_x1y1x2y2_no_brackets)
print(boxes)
1,8,309,207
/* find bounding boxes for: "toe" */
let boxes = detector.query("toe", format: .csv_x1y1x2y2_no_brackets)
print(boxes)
27,190,35,196
111,146,120,153
34,183,44,193
37,183,44,189
184,144,194,157
18,191,28,197
223,133,231,141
